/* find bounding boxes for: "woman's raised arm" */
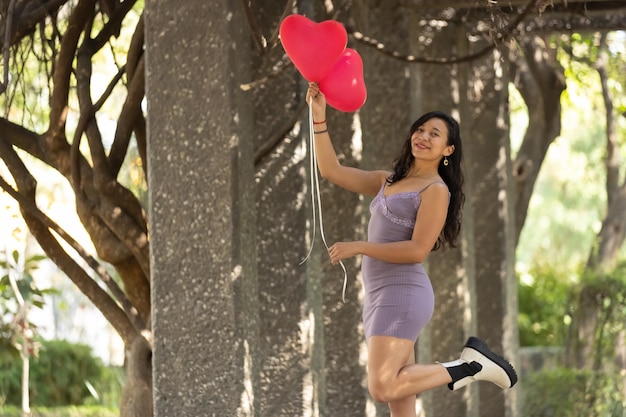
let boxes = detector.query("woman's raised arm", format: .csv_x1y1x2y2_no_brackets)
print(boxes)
306,83,388,196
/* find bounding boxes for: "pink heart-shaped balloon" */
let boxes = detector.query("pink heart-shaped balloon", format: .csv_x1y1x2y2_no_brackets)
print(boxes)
279,14,348,82
318,48,367,112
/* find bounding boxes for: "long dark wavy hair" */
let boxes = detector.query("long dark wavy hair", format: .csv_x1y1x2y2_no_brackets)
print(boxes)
387,111,465,250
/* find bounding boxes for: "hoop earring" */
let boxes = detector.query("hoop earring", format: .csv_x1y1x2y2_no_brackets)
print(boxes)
443,156,449,166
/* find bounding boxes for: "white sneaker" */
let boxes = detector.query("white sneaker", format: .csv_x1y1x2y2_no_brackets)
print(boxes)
449,337,518,391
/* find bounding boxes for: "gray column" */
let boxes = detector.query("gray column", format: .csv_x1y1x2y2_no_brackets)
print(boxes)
145,1,257,416
461,43,519,417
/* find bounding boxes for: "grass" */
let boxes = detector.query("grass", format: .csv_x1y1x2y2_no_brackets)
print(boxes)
0,405,118,417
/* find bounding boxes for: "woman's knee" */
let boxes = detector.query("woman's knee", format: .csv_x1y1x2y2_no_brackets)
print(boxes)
368,375,394,403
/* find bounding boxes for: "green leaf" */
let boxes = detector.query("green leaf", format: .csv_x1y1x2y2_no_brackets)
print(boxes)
40,288,60,296
26,254,47,263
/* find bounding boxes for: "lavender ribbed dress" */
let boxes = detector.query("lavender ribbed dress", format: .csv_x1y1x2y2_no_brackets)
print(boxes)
362,182,439,342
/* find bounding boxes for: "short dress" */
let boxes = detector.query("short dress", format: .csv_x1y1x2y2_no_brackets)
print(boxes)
361,182,440,342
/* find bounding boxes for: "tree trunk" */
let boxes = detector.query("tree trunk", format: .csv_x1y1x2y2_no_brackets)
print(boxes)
146,1,255,416
461,38,519,417
412,16,476,417
586,33,626,272
354,1,414,415
511,35,566,246
567,33,626,370
250,0,329,414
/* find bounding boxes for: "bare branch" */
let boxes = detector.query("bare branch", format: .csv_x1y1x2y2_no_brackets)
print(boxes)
240,54,292,91
0,127,140,344
126,13,144,81
347,0,536,64
91,0,138,50
0,0,16,94
267,0,298,48
109,56,144,174
255,100,306,164
241,0,268,53
0,174,147,334
10,0,68,46
48,0,97,142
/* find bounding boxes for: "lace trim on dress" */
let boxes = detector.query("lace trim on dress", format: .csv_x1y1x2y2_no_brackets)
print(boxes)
370,189,420,229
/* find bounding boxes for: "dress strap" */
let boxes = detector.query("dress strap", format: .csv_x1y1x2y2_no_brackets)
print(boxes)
417,181,446,194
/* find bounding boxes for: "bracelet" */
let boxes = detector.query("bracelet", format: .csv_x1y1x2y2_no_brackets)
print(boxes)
313,119,327,125
314,129,328,135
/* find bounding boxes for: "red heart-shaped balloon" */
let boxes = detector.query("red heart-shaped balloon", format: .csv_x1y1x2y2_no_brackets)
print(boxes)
279,14,348,82
318,48,367,112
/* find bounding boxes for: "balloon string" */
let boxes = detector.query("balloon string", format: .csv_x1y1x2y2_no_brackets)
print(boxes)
299,99,348,302
299,99,317,265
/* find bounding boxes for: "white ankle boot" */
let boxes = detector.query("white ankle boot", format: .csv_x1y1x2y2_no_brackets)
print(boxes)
442,336,518,391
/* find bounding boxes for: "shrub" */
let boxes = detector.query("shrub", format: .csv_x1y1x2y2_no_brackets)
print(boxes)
518,263,570,347
522,367,625,417
30,340,102,406
0,339,121,408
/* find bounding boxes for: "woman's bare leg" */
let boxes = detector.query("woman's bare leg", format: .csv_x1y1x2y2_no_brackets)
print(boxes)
388,393,418,417
367,335,452,404
387,347,417,417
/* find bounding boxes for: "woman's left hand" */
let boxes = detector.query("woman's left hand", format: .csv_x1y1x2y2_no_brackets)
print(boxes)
328,241,363,265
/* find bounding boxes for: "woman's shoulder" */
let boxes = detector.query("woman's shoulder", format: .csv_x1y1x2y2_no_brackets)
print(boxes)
418,181,450,206
419,179,448,194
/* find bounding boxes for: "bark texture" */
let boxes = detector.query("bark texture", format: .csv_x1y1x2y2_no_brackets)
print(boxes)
146,1,255,415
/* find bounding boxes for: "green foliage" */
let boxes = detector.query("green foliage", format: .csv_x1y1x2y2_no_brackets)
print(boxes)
517,30,626,273
0,405,118,417
518,263,571,346
0,339,121,408
82,366,125,409
571,262,626,369
0,250,51,361
522,367,625,417
30,340,101,406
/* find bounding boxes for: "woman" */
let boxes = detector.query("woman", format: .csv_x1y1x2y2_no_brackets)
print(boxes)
306,83,517,417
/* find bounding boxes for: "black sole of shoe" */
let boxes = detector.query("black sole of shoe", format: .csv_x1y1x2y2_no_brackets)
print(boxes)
464,336,518,387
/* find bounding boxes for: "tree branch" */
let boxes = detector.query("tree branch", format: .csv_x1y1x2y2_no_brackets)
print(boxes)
0,129,140,345
241,0,296,54
0,0,16,94
0,174,147,334
346,0,537,65
48,0,97,143
254,100,306,164
10,0,69,46
109,56,144,174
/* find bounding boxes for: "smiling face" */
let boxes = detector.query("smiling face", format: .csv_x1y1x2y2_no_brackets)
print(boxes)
410,118,455,164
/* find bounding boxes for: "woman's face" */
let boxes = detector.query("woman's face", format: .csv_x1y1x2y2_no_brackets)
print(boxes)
410,118,453,162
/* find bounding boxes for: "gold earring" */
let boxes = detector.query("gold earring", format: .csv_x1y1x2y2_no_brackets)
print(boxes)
443,156,449,166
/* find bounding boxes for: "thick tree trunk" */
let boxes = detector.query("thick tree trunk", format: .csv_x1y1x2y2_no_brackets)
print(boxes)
250,0,329,414
146,1,256,416
354,1,414,415
461,39,519,417
412,16,476,417
318,110,367,417
318,77,367,417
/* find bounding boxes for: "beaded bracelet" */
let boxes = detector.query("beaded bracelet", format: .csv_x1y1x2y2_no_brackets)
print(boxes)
313,119,327,125
314,129,328,134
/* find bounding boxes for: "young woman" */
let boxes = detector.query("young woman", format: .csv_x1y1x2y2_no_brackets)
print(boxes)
306,83,517,417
